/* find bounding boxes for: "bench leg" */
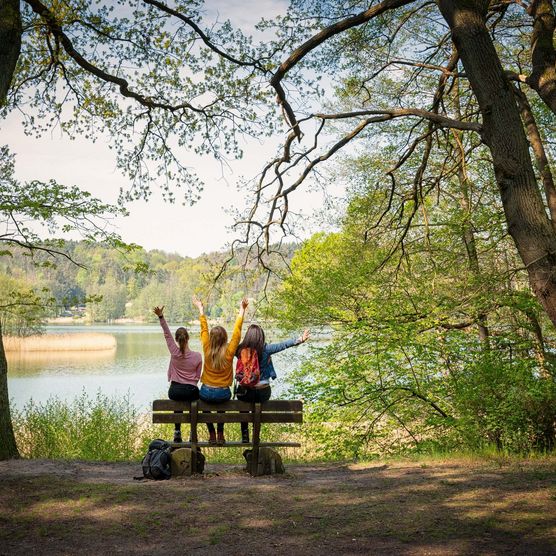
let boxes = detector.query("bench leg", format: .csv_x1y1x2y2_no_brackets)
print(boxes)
251,403,262,476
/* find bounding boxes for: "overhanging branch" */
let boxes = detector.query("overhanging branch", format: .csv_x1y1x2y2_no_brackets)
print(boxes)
270,0,419,138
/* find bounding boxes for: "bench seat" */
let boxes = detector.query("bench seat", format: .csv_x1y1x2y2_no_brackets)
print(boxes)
152,399,303,475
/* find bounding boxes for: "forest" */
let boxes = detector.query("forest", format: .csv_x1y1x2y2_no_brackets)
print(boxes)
0,241,296,328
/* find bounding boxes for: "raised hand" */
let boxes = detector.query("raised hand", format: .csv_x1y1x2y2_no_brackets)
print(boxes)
298,329,310,343
192,295,204,314
241,297,249,310
153,305,164,317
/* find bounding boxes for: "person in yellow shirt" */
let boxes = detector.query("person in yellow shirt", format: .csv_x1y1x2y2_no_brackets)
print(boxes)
192,295,249,444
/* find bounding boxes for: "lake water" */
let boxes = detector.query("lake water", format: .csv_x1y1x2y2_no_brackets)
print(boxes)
7,324,310,412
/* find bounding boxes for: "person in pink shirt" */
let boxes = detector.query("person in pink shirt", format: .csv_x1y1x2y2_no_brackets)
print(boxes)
154,305,202,443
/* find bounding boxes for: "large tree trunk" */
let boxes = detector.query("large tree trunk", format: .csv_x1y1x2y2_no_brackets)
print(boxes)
0,322,19,459
528,0,556,114
438,0,556,328
0,0,22,104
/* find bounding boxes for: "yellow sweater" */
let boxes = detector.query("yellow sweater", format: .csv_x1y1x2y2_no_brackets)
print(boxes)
199,314,244,387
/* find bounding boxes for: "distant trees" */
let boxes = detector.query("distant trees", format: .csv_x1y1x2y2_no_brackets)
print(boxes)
0,147,124,459
0,239,292,324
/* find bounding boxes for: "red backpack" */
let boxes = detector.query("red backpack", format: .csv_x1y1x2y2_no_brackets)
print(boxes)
235,347,261,387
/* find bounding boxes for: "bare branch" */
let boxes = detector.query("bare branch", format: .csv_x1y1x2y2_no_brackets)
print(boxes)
142,0,267,71
313,108,482,133
270,0,419,137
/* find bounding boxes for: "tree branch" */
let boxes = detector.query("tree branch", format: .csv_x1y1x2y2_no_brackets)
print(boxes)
313,108,482,133
527,0,556,113
23,0,208,114
269,0,419,138
142,0,266,71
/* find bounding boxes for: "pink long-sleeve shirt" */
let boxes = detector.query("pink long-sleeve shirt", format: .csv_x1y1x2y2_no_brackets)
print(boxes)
159,317,202,385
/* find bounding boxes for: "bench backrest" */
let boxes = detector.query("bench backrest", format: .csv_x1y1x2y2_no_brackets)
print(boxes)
152,399,303,424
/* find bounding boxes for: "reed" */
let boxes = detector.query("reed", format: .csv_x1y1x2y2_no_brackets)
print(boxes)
4,333,117,352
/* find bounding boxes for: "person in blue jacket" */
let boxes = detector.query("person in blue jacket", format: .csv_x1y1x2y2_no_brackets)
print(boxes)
235,324,309,443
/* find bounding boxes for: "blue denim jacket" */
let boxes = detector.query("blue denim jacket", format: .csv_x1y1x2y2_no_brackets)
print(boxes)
259,337,299,382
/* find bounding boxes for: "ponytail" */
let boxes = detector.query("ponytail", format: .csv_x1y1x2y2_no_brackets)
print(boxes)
175,327,189,355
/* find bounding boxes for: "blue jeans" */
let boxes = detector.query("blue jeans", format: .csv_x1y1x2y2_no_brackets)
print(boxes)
199,385,231,402
199,385,231,434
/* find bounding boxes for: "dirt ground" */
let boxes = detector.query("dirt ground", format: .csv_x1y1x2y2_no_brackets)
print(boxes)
0,456,555,555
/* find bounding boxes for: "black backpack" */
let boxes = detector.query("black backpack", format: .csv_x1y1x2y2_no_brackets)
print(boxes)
141,439,172,480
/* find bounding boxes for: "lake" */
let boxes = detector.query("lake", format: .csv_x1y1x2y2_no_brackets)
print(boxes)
7,324,310,412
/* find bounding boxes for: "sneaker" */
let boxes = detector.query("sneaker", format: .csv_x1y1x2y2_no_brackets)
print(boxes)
208,431,217,445
241,431,250,444
173,431,182,443
217,431,226,445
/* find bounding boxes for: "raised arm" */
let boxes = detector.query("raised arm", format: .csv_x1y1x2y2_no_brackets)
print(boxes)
192,295,204,316
226,297,249,357
265,329,310,355
154,306,180,357
192,296,209,350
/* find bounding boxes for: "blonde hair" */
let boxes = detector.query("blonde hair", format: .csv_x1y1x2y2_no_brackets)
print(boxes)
208,325,228,369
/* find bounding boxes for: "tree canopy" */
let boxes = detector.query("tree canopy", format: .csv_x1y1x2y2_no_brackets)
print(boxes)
1,0,555,326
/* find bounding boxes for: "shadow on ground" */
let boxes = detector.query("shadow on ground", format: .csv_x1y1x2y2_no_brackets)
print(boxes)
0,457,555,555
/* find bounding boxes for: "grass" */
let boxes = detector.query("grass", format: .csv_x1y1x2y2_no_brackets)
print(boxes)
4,333,117,352
11,391,311,462
11,391,556,466
12,391,155,461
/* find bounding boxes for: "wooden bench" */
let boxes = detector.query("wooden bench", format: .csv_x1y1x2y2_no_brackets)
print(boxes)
152,399,303,476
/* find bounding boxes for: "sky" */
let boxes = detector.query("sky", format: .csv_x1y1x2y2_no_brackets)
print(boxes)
1,0,336,259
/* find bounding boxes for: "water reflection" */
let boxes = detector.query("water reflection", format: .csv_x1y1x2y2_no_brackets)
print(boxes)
6,348,117,375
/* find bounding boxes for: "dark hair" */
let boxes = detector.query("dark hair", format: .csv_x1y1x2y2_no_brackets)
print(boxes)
237,324,265,361
175,327,189,355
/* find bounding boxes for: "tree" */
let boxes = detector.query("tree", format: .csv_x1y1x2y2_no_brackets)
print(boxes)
0,146,125,459
4,0,553,328
233,0,556,330
271,171,556,453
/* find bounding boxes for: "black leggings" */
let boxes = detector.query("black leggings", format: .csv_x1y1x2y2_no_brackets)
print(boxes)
168,382,199,432
237,386,271,436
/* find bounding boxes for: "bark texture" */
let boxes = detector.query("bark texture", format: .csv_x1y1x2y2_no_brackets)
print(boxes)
438,0,556,328
0,0,21,104
0,323,19,459
514,85,556,232
528,0,556,114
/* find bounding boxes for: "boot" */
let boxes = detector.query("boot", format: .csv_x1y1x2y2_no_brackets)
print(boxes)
217,431,226,445
241,428,250,444
173,430,182,443
208,430,217,445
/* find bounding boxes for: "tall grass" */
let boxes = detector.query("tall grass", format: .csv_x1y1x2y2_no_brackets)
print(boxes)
14,393,546,464
12,391,156,461
4,333,117,352
11,391,318,463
